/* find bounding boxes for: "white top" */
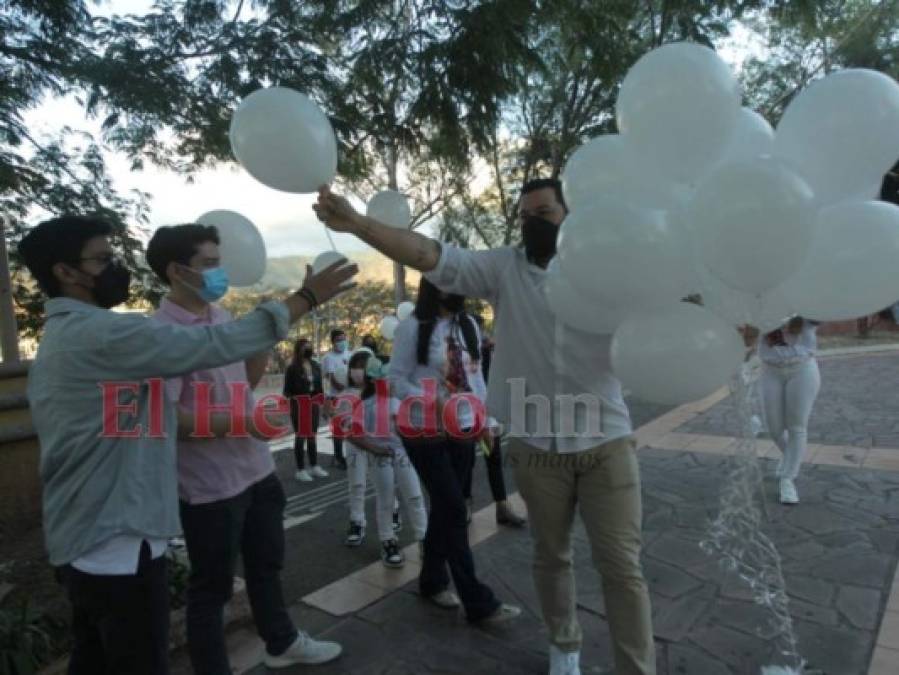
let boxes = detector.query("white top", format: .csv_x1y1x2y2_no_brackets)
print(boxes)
425,244,632,453
758,320,818,367
389,315,491,431
321,349,350,396
71,535,167,575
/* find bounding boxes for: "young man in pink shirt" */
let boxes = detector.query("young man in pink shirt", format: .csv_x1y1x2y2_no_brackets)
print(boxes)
148,225,340,671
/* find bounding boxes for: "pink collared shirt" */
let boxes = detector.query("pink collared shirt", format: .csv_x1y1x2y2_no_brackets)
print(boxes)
153,298,274,504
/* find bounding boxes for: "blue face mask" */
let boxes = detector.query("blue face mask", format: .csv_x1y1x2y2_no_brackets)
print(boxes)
335,340,348,353
186,266,229,303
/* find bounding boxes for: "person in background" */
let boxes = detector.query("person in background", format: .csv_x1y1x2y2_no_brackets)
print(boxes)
468,314,527,528
283,338,327,482
20,215,356,675
388,277,521,625
361,333,390,364
343,351,428,567
148,225,344,671
758,316,821,505
321,328,350,470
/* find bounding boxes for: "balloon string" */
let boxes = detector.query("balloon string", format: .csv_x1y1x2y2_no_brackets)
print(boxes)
323,223,337,252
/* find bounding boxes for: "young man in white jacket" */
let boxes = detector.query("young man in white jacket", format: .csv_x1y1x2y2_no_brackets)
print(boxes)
314,179,655,675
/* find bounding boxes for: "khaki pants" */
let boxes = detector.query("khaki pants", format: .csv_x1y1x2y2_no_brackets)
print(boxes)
509,436,655,675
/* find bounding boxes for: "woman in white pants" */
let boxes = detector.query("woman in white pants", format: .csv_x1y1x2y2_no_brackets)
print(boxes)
759,317,821,505
344,351,428,567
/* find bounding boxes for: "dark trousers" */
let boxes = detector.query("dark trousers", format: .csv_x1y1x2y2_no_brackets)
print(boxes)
179,473,297,675
60,541,170,675
292,405,320,470
462,436,508,503
402,434,500,621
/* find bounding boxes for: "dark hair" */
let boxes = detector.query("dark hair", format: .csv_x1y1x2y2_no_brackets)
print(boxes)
292,338,311,364
17,215,113,297
413,278,479,367
330,328,346,343
348,350,376,399
520,178,568,212
361,334,378,350
146,224,219,285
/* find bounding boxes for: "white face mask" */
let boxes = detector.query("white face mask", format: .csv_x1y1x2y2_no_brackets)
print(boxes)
349,368,365,386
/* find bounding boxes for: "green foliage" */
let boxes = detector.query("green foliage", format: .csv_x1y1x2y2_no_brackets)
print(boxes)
0,601,53,675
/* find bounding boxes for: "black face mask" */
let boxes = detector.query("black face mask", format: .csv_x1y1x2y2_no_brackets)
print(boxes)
439,295,465,313
88,261,131,309
302,348,314,359
521,216,559,266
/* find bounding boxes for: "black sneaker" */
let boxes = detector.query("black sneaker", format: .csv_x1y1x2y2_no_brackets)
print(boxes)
345,521,365,547
381,539,405,568
392,510,403,534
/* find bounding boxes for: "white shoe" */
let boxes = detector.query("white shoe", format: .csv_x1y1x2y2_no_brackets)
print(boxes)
263,631,342,667
294,469,313,482
479,603,522,625
780,478,799,505
309,465,328,478
549,645,582,675
427,589,461,609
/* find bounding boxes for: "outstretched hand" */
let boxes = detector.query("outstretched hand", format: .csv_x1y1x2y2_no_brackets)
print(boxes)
313,186,360,233
301,257,359,305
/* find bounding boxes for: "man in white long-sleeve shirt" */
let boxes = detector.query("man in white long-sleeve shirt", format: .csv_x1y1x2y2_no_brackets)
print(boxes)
314,179,655,675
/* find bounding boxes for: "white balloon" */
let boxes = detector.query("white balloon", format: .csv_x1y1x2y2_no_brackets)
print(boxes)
690,157,816,295
196,210,266,287
723,108,774,163
695,265,795,333
396,301,415,321
561,134,687,212
775,69,899,204
557,197,694,312
610,303,745,405
229,87,337,194
616,42,741,183
379,315,400,341
311,250,348,274
367,190,411,229
780,200,899,321
545,259,631,334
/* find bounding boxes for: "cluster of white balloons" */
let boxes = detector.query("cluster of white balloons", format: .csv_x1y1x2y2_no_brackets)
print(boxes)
554,42,899,404
377,301,414,341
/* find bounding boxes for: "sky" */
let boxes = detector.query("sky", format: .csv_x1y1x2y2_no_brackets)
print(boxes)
23,1,765,260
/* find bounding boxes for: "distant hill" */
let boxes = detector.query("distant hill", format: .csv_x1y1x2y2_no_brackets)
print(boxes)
251,251,421,290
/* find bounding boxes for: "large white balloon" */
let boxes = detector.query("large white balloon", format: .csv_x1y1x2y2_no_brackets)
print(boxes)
561,134,687,213
780,200,899,321
545,259,631,334
311,250,348,274
611,303,745,405
379,315,400,341
229,87,337,194
616,42,741,183
367,190,411,229
697,266,795,333
196,210,266,287
775,69,899,204
557,197,694,312
690,157,816,295
723,108,775,163
396,301,415,321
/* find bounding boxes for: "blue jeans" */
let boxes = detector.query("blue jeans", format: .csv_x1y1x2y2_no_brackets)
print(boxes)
179,473,297,675
401,434,500,621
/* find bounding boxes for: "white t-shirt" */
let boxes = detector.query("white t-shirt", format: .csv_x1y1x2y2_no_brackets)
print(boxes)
321,349,350,396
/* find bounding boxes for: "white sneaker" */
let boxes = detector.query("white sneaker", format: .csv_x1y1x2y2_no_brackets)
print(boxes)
263,631,342,667
294,469,313,482
427,589,461,609
549,645,582,675
780,478,799,505
309,465,328,478
479,603,522,625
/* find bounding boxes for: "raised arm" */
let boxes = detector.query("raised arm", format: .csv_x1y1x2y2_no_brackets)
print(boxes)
314,187,440,272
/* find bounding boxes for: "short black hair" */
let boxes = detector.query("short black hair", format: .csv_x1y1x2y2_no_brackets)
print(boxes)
17,215,113,297
520,178,568,212
330,328,346,342
146,224,219,285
